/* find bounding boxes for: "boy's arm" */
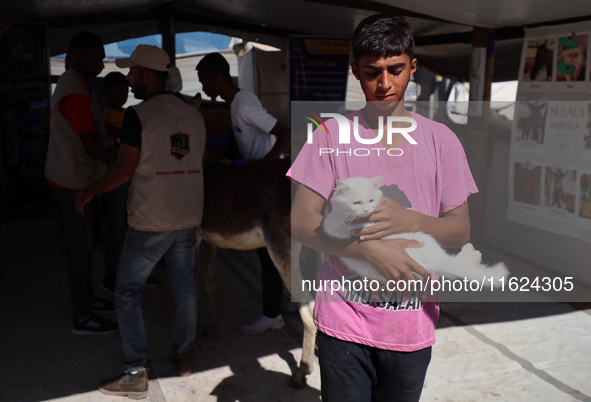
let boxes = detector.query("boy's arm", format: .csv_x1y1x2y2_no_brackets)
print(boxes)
291,183,428,282
355,198,471,248
105,123,123,143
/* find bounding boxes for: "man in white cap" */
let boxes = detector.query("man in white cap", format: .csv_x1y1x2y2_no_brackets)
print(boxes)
76,44,206,399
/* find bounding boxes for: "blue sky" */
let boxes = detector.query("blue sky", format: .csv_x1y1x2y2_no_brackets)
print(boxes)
58,31,233,58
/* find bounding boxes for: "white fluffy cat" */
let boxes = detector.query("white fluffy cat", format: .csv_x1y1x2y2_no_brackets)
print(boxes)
322,176,509,287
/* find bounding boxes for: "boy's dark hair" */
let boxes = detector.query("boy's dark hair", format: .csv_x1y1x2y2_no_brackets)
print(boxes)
352,13,415,62
104,71,128,89
196,52,231,79
68,31,103,54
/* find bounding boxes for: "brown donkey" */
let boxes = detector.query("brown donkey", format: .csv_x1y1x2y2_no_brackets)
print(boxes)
195,158,316,387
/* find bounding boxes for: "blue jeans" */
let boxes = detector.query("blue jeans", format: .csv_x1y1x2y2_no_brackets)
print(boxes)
116,226,198,372
102,181,130,289
317,331,432,402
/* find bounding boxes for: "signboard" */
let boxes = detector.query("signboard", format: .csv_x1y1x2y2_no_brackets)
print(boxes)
509,21,591,241
0,22,50,210
288,37,351,101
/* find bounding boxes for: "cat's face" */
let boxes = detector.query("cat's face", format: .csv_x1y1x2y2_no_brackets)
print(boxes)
332,176,383,218
560,46,583,65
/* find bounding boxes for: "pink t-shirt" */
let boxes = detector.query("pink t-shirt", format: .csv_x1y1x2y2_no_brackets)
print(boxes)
288,110,478,352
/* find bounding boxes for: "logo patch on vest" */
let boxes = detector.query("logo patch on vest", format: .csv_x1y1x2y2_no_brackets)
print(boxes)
170,132,190,160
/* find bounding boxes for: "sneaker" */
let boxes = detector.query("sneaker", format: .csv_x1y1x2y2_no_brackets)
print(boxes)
172,351,193,377
72,314,119,335
91,297,115,313
282,301,299,313
145,275,161,288
240,314,285,335
98,369,148,400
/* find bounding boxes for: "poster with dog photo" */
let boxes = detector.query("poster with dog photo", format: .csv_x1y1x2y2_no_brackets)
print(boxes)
544,167,577,215
512,101,547,154
555,33,588,92
520,38,554,91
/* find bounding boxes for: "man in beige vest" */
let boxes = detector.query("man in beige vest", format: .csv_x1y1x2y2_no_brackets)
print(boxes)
45,31,118,336
75,45,206,399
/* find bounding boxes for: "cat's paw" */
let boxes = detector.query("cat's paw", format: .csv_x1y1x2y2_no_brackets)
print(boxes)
458,243,482,263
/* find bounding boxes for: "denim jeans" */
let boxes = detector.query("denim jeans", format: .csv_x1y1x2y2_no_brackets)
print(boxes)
317,331,432,402
102,181,130,289
56,188,97,321
116,226,198,372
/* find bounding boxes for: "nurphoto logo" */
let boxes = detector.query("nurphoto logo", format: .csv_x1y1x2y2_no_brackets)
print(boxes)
305,112,418,157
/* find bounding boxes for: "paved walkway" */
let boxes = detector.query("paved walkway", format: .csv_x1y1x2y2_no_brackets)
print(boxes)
1,207,590,401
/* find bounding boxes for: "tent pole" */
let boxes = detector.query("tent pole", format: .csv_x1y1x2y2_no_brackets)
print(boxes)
160,13,176,66
466,27,495,248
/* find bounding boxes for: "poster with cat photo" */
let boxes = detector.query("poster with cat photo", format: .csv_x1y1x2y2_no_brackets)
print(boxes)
555,33,588,92
511,20,591,241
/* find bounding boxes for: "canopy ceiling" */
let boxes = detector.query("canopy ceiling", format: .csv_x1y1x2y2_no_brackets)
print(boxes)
3,0,591,81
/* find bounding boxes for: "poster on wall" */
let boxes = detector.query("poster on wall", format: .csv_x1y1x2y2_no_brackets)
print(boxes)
0,22,50,210
509,21,591,241
288,37,351,101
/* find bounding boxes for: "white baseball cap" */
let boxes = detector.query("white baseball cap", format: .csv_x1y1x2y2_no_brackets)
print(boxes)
115,44,171,72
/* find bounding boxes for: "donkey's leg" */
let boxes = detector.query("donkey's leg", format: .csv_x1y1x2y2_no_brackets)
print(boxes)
194,229,205,334
290,241,317,388
267,238,317,387
291,301,316,388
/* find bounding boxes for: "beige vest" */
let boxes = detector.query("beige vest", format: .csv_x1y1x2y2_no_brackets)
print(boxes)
127,93,206,231
45,68,108,189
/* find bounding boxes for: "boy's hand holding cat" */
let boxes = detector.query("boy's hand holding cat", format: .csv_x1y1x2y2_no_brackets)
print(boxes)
360,237,427,283
353,197,420,241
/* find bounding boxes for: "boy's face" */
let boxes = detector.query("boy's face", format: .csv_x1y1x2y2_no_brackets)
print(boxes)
197,71,220,100
351,53,417,103
106,82,129,108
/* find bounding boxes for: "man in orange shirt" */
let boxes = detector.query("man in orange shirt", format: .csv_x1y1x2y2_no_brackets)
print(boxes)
45,31,118,335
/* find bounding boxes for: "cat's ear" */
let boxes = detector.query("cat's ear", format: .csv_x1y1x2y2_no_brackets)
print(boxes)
334,180,351,196
370,176,383,188
335,180,351,190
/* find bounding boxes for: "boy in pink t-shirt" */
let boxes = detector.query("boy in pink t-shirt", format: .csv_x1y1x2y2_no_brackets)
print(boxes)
288,14,477,401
